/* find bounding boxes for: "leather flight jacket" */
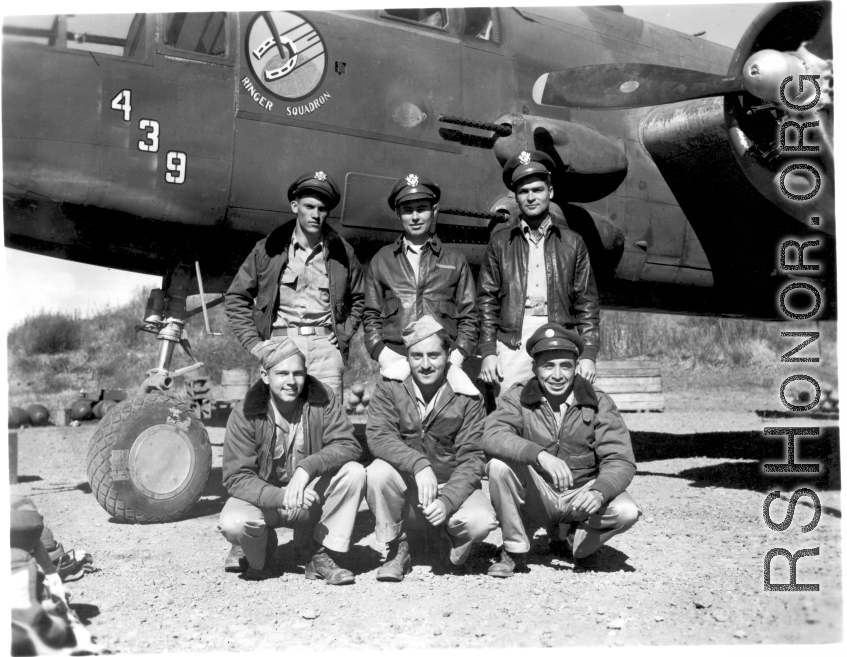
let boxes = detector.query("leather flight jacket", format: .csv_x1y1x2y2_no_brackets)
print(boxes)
363,233,479,359
476,214,600,361
225,220,365,362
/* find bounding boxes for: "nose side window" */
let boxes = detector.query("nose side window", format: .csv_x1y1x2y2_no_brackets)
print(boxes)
383,8,447,30
163,12,227,56
3,13,147,58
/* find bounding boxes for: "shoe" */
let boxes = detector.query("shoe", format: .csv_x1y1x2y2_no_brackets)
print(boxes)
305,545,355,585
241,529,278,580
376,536,411,582
438,527,473,567
550,523,577,559
224,545,248,573
487,547,526,578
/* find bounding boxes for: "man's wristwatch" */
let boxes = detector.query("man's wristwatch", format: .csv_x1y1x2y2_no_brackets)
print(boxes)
591,489,605,504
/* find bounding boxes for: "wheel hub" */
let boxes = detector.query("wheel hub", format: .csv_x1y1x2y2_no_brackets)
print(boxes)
129,424,195,499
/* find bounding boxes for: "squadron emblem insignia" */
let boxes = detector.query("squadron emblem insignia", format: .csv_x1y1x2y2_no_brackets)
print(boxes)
405,174,419,187
245,12,328,102
545,329,555,338
314,171,327,182
519,151,532,165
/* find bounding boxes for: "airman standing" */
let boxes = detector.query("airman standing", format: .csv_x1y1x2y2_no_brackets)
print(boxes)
363,174,478,373
477,151,600,397
225,171,364,398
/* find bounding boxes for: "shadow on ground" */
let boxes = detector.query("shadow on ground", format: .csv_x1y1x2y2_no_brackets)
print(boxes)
633,427,840,491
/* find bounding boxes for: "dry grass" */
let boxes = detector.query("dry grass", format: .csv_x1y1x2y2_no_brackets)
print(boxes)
5,291,838,409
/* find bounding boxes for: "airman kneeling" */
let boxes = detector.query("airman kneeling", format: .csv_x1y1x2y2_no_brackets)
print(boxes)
366,315,497,580
217,338,365,584
484,323,641,576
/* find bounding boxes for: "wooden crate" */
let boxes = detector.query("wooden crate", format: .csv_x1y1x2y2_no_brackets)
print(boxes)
595,360,664,412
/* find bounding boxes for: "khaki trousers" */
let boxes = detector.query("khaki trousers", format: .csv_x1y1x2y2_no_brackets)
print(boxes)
288,333,344,400
217,462,365,569
366,458,497,565
487,458,641,557
495,315,550,399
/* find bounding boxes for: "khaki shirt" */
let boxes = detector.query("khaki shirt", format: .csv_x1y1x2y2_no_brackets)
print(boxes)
270,398,305,486
543,387,576,431
521,215,553,316
273,233,332,329
411,378,446,423
403,238,425,283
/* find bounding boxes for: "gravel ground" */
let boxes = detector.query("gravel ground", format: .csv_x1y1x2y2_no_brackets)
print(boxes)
9,384,842,651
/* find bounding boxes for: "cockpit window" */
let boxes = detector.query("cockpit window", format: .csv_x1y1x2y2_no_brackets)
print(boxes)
383,8,447,30
66,14,143,57
3,13,147,58
463,7,497,42
163,12,227,56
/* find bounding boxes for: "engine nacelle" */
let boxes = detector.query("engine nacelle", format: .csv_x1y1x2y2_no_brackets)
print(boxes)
725,1,833,235
492,113,628,203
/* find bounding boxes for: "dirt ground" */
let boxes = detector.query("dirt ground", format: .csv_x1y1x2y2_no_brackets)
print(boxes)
9,382,842,651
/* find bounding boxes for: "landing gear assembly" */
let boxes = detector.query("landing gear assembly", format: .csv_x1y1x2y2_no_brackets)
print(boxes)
86,264,222,523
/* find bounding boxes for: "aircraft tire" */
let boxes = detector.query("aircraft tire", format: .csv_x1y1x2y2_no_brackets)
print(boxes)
86,392,212,524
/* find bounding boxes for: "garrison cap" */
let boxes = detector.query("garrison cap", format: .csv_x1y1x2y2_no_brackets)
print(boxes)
402,314,449,349
287,171,341,210
526,323,584,359
388,173,441,210
502,150,555,191
255,337,305,371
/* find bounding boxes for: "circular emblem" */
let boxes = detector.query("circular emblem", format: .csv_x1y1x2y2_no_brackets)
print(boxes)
544,329,555,338
620,80,640,94
245,12,328,102
314,171,327,182
518,151,532,165
405,174,419,187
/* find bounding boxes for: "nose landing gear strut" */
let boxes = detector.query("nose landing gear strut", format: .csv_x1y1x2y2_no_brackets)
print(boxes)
86,264,222,523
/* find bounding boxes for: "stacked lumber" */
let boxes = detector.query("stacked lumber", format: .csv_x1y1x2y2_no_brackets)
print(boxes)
595,361,664,413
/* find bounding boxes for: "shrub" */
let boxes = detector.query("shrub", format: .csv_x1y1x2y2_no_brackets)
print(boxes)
9,312,82,355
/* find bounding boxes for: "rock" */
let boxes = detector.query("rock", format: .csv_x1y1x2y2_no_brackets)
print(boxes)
733,630,748,639
713,612,728,623
654,616,664,622
533,588,543,596
301,609,319,620
694,596,713,609
596,608,606,615
607,618,626,630
646,516,655,523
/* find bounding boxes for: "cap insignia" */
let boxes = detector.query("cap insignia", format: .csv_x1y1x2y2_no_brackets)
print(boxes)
405,174,419,187
314,171,327,182
518,151,532,165
544,328,555,338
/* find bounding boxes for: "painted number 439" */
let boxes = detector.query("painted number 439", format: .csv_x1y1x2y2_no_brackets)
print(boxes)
111,89,187,185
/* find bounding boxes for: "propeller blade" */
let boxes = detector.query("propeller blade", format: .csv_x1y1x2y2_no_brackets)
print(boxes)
533,64,746,110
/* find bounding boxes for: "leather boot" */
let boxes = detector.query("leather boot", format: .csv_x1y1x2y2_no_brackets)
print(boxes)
487,547,526,578
305,543,355,585
242,529,278,580
224,545,248,573
376,535,411,582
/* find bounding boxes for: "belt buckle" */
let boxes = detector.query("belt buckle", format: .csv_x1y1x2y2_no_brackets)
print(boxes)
299,326,316,336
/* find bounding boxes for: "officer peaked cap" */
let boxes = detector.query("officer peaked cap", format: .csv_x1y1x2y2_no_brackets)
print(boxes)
288,171,341,210
388,174,441,210
502,150,555,191
525,323,584,358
